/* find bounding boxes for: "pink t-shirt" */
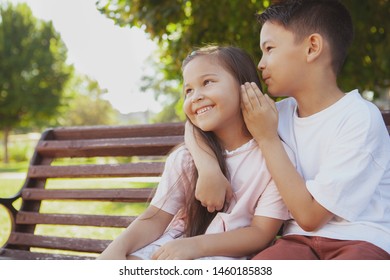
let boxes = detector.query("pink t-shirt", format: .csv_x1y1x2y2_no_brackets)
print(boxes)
151,139,291,235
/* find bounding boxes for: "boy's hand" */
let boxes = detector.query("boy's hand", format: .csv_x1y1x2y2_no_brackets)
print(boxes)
185,121,233,212
241,82,279,145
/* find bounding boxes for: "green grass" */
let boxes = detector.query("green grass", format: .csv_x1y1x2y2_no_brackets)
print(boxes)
0,162,28,173
0,178,24,247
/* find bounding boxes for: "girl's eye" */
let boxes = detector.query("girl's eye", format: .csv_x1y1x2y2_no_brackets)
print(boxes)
185,88,193,96
266,46,273,52
204,79,213,86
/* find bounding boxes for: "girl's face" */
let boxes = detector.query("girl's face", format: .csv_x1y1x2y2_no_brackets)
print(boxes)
183,55,244,141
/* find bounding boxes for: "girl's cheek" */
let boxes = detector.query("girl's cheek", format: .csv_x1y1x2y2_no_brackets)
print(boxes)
183,101,192,116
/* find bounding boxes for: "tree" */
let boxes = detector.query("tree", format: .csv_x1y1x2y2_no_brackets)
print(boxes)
341,0,390,94
56,74,118,126
0,2,71,162
97,0,389,120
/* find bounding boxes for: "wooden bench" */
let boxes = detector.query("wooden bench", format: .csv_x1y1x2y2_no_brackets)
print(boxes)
0,122,184,259
1,111,389,260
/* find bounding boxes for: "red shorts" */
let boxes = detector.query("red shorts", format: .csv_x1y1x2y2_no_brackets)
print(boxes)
252,235,390,260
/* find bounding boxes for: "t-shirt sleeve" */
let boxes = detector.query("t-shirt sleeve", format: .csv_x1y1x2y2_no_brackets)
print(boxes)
254,142,295,221
150,146,195,215
306,108,390,221
254,179,290,220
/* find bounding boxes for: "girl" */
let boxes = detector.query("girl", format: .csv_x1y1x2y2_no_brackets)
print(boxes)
97,46,293,260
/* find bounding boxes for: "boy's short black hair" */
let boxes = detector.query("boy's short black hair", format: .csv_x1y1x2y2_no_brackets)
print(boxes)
257,0,354,75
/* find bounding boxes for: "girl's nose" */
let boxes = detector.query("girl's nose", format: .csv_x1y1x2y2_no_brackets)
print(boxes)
191,90,204,103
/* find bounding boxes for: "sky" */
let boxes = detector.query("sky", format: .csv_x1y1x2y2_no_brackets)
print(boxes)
4,0,160,114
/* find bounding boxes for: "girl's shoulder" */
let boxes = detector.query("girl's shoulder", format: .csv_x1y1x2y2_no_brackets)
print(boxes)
166,144,194,168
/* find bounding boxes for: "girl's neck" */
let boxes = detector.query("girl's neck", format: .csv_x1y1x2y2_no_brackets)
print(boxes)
215,127,252,152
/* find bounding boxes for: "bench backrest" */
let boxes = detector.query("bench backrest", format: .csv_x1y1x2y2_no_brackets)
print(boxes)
1,122,184,259
1,110,389,260
383,110,390,133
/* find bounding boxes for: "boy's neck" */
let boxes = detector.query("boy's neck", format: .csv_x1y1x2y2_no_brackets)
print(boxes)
294,84,345,118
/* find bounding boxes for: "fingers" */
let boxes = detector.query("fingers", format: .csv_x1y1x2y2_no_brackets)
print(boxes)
151,248,162,260
225,186,233,205
201,201,222,213
265,94,277,114
241,82,265,111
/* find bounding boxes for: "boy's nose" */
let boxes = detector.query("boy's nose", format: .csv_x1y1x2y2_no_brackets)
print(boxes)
258,57,265,71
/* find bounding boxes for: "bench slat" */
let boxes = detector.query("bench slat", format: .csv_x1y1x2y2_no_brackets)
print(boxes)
28,162,165,178
21,188,154,202
0,248,94,260
51,122,184,140
16,212,136,227
36,135,183,157
8,232,110,253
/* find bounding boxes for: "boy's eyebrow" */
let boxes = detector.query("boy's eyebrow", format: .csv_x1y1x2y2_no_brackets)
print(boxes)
260,40,269,50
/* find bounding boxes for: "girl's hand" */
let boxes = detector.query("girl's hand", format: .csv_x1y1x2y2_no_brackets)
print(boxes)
194,168,232,212
240,82,279,145
151,238,201,260
185,121,232,212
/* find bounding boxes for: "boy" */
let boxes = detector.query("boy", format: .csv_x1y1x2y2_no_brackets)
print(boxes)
186,0,390,259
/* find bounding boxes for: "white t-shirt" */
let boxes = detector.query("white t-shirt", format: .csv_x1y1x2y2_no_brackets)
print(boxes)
276,90,390,253
151,140,292,235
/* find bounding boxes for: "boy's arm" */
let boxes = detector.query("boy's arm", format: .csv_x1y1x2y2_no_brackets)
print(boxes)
97,205,173,259
184,121,232,212
152,215,283,260
240,83,333,232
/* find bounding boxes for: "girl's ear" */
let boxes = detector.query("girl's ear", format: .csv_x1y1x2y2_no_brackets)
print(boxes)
306,33,323,63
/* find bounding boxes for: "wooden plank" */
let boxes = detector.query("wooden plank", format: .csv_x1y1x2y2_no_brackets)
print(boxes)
0,248,94,260
36,135,183,158
21,188,154,202
382,111,390,133
51,122,184,140
7,232,111,253
382,111,390,125
27,162,165,178
16,212,136,227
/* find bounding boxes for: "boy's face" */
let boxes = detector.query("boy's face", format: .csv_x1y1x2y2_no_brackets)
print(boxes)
258,21,307,97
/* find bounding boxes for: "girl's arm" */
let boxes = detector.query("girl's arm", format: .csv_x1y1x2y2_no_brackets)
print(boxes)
152,215,282,260
185,121,232,212
97,205,173,259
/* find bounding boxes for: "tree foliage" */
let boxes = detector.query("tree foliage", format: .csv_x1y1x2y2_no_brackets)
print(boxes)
0,2,71,162
97,0,389,120
341,0,390,94
56,74,118,126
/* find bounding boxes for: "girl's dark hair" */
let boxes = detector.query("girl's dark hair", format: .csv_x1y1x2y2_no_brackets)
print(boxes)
181,45,262,237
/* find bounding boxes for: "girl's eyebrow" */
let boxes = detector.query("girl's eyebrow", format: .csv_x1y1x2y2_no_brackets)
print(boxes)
184,73,219,87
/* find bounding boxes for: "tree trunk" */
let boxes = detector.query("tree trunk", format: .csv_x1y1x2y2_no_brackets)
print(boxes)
3,127,9,164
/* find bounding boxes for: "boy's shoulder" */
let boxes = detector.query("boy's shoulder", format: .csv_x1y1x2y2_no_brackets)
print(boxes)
275,90,382,122
276,97,297,120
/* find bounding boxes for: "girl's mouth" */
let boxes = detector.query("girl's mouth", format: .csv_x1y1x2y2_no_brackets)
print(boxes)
196,106,213,115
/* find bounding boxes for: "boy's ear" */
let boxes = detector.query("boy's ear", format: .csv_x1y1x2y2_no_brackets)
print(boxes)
306,33,323,62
